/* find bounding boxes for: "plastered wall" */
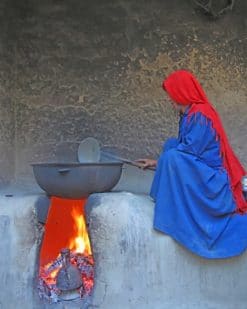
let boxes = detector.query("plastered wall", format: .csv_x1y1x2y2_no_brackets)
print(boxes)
1,0,246,184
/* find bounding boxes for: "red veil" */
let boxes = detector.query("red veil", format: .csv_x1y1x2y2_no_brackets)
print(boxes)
163,70,247,213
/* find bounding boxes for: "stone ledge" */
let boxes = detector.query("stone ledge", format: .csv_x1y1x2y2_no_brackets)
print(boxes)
1,192,247,309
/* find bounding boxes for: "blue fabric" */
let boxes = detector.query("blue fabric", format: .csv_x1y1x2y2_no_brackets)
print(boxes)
151,111,247,259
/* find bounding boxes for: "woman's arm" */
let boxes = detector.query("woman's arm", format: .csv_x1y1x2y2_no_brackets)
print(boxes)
177,113,217,157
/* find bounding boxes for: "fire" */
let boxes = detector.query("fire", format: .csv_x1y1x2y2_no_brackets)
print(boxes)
69,207,92,255
39,197,91,266
38,197,94,302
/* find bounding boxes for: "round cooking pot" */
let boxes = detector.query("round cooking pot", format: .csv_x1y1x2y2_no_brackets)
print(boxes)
32,162,123,199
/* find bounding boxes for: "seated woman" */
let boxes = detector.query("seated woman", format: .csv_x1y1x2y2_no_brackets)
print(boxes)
137,70,247,259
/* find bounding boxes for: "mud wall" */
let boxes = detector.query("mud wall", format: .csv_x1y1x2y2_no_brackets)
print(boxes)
0,1,15,185
1,0,247,183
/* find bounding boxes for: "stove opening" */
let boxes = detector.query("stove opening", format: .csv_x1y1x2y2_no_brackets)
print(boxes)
38,197,94,303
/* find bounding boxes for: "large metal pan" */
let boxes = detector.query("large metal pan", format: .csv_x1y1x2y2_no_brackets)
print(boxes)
32,162,123,199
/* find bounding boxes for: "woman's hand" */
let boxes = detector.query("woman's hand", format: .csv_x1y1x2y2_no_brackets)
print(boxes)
135,158,157,169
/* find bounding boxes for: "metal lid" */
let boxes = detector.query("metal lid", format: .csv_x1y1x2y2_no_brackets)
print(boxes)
77,137,100,163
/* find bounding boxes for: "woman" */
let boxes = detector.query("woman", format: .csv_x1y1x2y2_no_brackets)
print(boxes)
137,70,247,259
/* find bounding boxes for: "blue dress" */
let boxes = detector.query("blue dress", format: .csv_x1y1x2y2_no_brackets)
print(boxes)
151,109,247,259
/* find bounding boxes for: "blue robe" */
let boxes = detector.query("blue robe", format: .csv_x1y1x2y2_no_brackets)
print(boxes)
151,110,247,259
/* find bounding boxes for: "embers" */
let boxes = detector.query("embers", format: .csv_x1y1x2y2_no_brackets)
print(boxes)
38,248,94,302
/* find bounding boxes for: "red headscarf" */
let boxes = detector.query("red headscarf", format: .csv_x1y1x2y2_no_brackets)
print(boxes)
163,70,247,213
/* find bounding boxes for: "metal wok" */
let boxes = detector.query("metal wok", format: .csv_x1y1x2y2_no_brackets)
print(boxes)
32,162,123,199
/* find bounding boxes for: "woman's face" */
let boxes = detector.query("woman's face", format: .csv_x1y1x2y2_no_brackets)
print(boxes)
172,102,188,113
165,93,187,114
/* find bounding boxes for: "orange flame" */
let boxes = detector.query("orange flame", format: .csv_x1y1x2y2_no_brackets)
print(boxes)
39,197,90,267
69,206,92,255
39,197,94,294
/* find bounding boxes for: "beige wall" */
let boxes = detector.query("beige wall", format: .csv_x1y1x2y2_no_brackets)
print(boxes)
1,0,246,184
